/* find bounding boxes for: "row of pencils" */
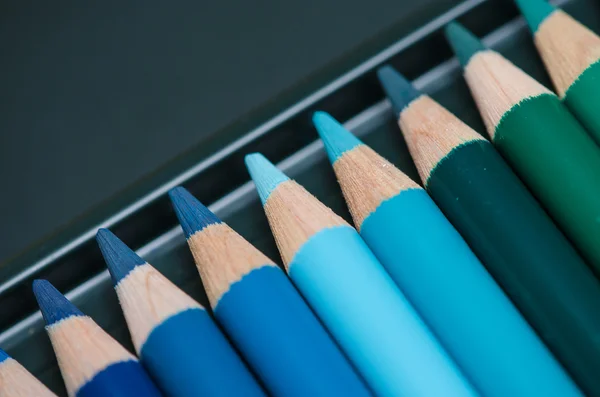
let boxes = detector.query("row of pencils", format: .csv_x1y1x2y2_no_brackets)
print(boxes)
3,0,600,395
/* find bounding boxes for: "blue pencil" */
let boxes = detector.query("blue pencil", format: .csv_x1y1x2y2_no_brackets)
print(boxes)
244,153,477,397
96,229,265,397
313,109,582,397
168,187,371,397
0,348,57,396
32,280,162,397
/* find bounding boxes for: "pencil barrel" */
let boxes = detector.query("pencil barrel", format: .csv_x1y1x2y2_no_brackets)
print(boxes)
427,140,600,395
75,361,161,397
288,225,476,397
359,188,580,397
493,93,600,275
214,265,371,397
140,308,264,397
563,60,600,145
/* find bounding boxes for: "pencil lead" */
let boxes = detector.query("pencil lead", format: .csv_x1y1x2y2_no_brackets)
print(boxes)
313,111,362,164
32,280,84,326
376,65,422,117
514,0,556,32
245,153,289,205
444,22,487,67
96,229,146,285
169,187,221,238
0,348,9,363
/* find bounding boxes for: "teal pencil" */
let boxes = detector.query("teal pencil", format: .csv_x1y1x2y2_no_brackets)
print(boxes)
245,153,476,397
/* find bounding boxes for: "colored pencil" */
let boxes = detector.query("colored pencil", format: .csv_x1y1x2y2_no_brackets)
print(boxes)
32,280,162,397
515,0,600,144
379,65,600,396
244,153,477,397
168,187,371,397
444,22,600,276
312,109,582,397
0,348,57,397
96,229,265,397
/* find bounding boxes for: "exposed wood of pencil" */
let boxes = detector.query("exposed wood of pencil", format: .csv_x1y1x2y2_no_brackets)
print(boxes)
332,145,419,230
115,264,202,353
47,316,137,396
264,180,349,267
464,50,551,137
536,10,600,96
400,95,487,184
188,223,278,307
0,358,57,397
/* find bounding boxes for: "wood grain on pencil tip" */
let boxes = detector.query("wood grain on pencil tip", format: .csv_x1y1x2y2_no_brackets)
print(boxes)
32,280,161,397
0,348,57,397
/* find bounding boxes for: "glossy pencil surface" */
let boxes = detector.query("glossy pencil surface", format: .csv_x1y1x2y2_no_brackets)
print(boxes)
246,153,476,397
32,280,161,397
0,349,57,397
314,109,581,397
169,187,370,397
446,22,600,280
516,0,600,144
97,229,264,397
383,67,600,395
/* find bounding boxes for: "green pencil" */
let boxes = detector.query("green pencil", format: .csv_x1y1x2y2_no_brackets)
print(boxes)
515,0,600,145
378,65,600,396
444,22,600,277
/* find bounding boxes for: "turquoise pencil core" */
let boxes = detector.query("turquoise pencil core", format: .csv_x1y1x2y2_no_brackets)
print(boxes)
313,111,362,164
444,22,487,67
514,0,556,32
377,66,422,117
245,153,289,204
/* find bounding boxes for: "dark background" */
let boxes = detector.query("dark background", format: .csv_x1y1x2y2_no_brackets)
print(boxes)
0,0,459,266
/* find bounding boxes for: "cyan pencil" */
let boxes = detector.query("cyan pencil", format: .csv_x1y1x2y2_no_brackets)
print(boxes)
313,109,582,397
0,348,57,397
32,280,162,397
245,153,476,397
168,187,371,397
96,228,265,397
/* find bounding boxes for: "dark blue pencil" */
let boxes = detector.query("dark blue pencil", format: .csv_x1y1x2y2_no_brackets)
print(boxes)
32,280,162,397
96,229,266,397
168,187,371,397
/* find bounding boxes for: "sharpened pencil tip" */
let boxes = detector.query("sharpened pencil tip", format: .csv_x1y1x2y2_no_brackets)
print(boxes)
0,348,9,363
169,187,221,238
245,153,289,205
444,22,487,67
313,111,363,164
514,0,556,32
33,280,84,326
376,65,422,117
96,229,146,285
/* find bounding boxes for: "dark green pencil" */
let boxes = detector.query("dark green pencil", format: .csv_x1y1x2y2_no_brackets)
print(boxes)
378,65,600,396
444,22,600,278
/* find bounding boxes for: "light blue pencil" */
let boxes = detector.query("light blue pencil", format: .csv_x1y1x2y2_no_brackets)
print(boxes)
245,153,477,397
